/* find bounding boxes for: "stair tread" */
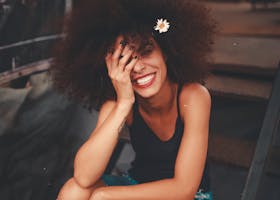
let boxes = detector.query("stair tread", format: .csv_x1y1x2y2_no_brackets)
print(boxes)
212,36,280,73
205,74,272,100
209,134,280,176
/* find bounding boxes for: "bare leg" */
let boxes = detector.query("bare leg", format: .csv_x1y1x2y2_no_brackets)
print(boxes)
57,177,105,200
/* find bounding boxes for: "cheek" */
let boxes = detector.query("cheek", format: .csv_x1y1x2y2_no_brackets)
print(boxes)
161,69,168,81
159,62,168,77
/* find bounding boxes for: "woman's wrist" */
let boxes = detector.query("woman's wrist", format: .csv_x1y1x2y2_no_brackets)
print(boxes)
116,99,134,113
112,100,133,129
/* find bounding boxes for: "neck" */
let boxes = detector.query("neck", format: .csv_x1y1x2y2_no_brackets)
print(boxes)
136,81,178,116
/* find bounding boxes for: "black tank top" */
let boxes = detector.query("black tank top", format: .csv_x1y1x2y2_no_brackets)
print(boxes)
128,87,210,191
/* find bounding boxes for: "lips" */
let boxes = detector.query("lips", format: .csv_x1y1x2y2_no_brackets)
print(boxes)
132,73,156,88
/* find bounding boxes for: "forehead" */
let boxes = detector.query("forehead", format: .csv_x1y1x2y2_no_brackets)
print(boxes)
114,34,159,52
113,34,155,48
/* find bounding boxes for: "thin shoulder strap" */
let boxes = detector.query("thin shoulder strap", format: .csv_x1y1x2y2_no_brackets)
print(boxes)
128,100,139,126
177,84,183,118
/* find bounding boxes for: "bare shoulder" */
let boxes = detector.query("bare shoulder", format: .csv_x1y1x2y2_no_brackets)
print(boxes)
178,83,211,119
179,83,211,102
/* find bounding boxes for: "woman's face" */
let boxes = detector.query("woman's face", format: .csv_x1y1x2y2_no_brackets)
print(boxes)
131,40,169,99
113,36,169,99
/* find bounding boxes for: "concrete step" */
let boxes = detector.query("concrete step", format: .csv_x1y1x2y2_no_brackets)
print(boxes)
207,35,279,101
210,63,276,79
205,73,272,101
204,2,280,37
208,134,280,176
212,36,280,78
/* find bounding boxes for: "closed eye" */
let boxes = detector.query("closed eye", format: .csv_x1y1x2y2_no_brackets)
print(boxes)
140,44,154,57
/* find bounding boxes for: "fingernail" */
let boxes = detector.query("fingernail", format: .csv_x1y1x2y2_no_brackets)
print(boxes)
120,40,126,46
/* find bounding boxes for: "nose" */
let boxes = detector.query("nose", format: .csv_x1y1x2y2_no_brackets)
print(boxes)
132,60,145,74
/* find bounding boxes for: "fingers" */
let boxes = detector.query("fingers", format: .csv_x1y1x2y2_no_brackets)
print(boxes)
118,47,134,69
124,55,138,73
105,43,123,72
105,53,112,71
111,42,124,68
106,41,137,73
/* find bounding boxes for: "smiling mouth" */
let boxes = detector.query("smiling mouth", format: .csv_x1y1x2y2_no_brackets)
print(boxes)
132,73,156,88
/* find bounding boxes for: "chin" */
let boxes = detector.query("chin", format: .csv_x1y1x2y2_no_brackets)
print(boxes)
134,86,160,99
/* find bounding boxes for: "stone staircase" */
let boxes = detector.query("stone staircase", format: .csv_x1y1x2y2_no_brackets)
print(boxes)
204,34,280,178
206,35,279,101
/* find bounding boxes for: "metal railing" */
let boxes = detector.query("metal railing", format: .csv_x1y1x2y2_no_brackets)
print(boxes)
0,34,63,85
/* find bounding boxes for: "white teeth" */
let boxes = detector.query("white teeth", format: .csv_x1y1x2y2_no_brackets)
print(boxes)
136,74,155,85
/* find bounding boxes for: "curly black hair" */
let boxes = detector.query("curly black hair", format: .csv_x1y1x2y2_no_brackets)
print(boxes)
50,0,217,110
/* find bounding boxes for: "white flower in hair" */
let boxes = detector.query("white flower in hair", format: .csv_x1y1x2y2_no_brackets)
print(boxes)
154,18,170,33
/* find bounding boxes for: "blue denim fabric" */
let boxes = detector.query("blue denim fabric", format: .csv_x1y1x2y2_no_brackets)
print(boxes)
195,189,213,200
101,174,138,186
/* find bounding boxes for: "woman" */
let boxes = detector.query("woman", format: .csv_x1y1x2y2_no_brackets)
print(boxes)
51,0,217,199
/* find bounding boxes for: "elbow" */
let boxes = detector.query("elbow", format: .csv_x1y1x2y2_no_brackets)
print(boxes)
73,170,95,189
173,179,198,200
73,156,103,189
73,155,105,190
181,192,197,200
73,153,96,189
175,190,195,200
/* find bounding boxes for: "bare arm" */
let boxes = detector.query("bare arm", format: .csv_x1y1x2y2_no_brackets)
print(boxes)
73,100,131,188
74,38,138,188
90,83,211,200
